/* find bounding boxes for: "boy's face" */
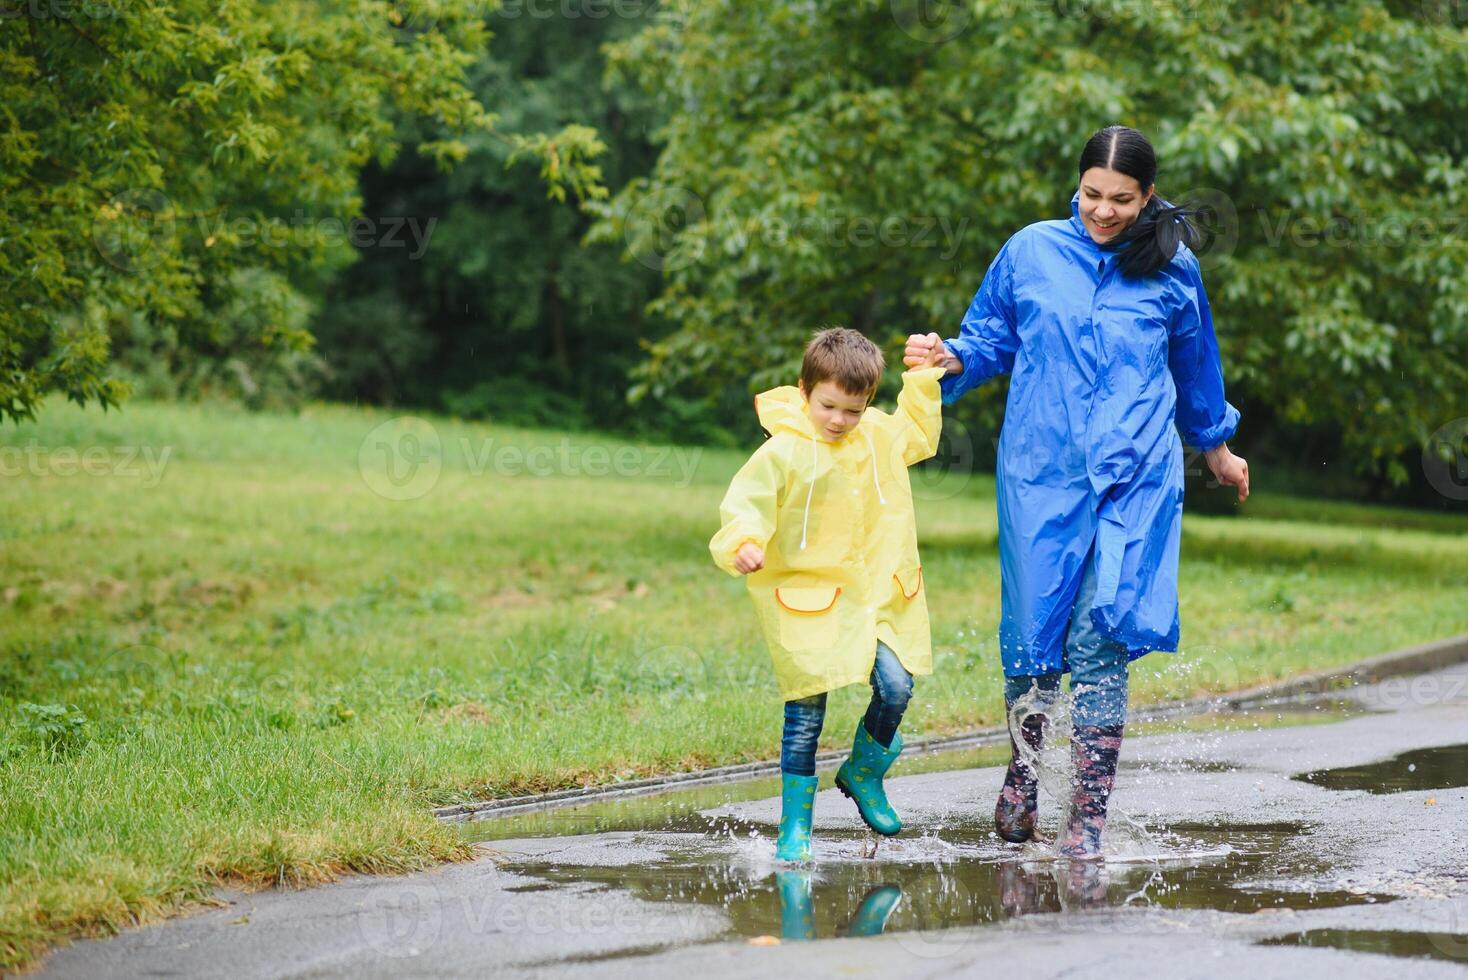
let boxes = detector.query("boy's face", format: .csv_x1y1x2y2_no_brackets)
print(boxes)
799,379,870,442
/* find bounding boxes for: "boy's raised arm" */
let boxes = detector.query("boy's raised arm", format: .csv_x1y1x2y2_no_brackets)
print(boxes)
709,442,784,576
893,365,947,466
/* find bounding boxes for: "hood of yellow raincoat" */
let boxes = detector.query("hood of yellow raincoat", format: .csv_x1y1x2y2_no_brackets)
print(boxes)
754,385,819,440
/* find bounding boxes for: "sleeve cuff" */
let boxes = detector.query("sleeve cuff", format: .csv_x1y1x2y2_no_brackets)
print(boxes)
1182,403,1240,452
937,344,969,405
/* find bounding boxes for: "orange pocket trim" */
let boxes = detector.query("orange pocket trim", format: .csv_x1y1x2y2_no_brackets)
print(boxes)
775,587,841,614
893,567,923,600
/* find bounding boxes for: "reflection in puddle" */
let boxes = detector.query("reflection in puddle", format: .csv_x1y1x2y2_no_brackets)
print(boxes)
501,824,1394,944
1259,929,1468,963
1295,743,1468,794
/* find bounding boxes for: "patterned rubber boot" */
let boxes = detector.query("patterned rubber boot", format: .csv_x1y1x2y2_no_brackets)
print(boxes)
775,773,819,862
834,722,904,836
997,860,1047,917
1057,723,1124,860
777,870,816,939
994,697,1048,843
843,885,903,937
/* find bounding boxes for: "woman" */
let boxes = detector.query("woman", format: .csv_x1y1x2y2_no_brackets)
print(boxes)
905,125,1250,859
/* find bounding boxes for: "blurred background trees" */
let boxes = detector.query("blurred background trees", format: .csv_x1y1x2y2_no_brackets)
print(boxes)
7,0,1467,504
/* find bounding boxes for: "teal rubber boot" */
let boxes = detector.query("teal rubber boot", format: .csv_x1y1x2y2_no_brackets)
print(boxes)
834,722,904,836
843,885,903,937
775,773,819,862
776,870,816,939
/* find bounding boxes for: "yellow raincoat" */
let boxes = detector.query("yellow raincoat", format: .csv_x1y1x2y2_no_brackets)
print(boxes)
710,366,947,701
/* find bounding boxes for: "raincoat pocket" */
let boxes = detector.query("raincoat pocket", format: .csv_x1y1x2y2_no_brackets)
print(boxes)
892,566,923,601
883,564,933,676
775,586,841,650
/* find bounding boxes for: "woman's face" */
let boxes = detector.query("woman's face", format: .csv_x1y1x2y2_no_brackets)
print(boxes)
1078,167,1154,244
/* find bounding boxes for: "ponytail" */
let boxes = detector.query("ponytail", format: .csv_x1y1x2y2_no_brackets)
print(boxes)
1098,195,1209,278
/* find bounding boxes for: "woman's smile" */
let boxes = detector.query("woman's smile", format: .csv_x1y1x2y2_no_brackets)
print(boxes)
1079,165,1151,245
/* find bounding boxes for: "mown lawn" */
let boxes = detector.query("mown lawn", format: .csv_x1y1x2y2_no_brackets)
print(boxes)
2,398,1466,970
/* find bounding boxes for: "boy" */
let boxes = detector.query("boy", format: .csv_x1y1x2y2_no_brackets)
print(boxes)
710,327,947,861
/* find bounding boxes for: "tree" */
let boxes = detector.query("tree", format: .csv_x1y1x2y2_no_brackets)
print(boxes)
592,0,1468,480
0,0,603,422
310,2,670,434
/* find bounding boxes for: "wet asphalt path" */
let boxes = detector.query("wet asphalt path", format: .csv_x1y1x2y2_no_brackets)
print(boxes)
34,665,1468,978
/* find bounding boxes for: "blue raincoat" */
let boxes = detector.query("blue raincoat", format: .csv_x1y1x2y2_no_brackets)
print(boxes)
942,190,1239,677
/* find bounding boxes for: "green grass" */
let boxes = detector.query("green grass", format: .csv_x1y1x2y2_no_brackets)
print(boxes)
2,397,1466,970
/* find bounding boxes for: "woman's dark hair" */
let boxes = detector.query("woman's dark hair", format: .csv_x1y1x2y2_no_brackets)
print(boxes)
1078,125,1206,278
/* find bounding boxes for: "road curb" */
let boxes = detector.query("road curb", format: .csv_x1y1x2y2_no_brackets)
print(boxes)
433,632,1468,824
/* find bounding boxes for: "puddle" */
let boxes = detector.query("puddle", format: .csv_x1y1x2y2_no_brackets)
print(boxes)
467,694,1401,955
1295,743,1468,795
1259,929,1468,963
460,692,1414,952
497,822,1393,946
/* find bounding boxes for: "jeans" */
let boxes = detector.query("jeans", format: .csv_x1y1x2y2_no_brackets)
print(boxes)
1004,546,1130,728
780,641,913,776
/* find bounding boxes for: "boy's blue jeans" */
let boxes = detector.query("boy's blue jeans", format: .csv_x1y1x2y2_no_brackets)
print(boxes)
780,641,912,777
1004,550,1130,728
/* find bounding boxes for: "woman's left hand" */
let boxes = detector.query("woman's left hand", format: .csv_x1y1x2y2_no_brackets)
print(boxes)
1204,443,1250,502
904,332,960,373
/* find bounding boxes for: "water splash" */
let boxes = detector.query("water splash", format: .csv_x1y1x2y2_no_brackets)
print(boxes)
1007,686,1161,861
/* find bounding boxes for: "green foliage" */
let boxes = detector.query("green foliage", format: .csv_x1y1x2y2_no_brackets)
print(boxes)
311,5,665,433
1,0,605,423
16,702,90,759
592,0,1468,477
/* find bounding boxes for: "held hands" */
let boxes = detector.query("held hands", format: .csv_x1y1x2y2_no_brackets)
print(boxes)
903,333,961,374
1205,443,1251,503
733,542,766,575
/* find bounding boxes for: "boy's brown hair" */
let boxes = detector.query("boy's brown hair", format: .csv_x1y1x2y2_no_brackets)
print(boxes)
799,327,884,400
